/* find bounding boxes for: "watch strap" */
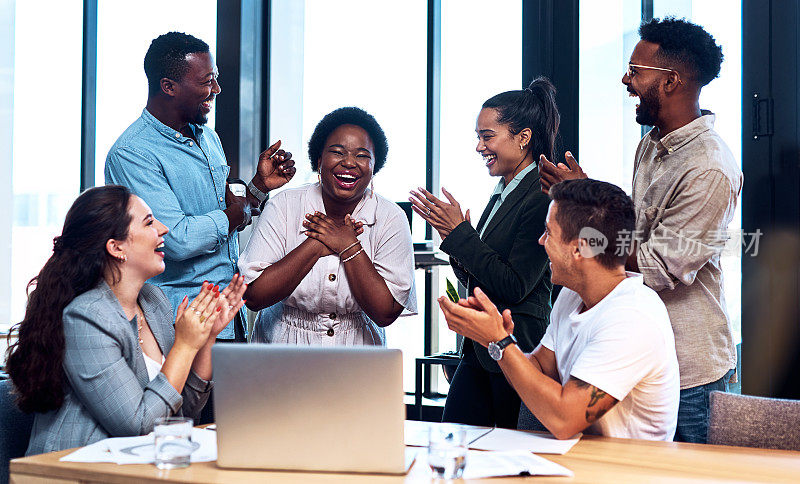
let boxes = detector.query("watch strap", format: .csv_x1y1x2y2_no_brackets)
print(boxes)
495,333,518,350
247,180,268,203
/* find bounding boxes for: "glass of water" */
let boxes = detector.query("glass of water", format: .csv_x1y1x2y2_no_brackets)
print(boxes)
154,417,193,469
427,425,467,479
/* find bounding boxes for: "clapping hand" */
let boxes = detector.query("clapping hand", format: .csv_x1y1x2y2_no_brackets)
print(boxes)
208,274,247,341
409,187,470,240
174,284,218,351
303,212,364,256
437,287,514,348
256,140,297,191
539,151,587,194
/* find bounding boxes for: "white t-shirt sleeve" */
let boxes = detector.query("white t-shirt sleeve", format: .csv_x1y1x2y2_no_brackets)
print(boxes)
238,193,289,284
372,205,417,315
568,309,661,402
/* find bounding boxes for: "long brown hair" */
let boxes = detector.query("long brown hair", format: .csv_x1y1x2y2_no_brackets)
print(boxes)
6,185,132,413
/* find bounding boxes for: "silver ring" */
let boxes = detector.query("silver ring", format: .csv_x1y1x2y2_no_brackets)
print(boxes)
193,309,202,315
426,208,431,216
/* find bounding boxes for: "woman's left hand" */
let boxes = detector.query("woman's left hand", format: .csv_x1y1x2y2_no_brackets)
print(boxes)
303,212,361,254
409,187,470,239
209,274,247,342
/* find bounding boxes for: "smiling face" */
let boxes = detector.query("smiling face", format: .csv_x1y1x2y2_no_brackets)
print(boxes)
318,124,375,206
475,108,528,183
622,40,668,127
538,201,576,288
115,195,169,281
173,51,220,126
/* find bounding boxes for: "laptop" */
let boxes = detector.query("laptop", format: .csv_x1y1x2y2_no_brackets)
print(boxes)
212,344,412,474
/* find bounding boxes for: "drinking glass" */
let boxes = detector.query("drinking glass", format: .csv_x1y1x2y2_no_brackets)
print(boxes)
154,417,193,469
427,425,467,479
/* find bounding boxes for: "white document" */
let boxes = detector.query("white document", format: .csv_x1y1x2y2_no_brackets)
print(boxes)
404,420,580,454
468,427,580,455
404,420,493,448
61,428,217,465
462,450,573,479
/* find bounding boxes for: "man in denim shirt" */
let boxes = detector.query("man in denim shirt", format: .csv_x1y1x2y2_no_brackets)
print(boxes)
106,32,295,341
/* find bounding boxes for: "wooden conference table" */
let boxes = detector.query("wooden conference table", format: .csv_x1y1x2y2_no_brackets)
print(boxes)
11,430,800,483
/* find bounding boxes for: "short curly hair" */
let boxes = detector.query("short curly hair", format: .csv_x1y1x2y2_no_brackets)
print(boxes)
307,107,389,173
639,17,723,87
144,32,210,96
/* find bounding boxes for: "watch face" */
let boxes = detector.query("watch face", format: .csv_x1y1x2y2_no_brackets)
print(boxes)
229,182,247,198
488,342,502,361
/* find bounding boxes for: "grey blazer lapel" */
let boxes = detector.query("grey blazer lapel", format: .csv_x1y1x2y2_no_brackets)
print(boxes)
480,168,540,241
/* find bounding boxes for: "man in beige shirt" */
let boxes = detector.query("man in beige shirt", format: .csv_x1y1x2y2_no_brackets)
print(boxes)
540,18,742,443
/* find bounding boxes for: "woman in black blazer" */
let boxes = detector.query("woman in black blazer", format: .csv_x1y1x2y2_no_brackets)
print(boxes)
410,77,559,428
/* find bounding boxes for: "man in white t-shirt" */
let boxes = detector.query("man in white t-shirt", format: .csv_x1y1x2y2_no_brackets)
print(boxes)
438,179,679,440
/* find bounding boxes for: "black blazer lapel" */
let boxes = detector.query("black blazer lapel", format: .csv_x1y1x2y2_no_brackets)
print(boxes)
475,193,498,234
480,168,541,241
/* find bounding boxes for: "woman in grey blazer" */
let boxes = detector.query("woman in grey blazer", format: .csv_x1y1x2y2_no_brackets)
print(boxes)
6,186,246,455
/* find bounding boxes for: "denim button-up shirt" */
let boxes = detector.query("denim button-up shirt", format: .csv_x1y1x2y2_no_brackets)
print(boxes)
105,109,238,338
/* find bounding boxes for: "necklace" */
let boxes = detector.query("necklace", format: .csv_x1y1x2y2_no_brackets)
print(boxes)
135,305,145,345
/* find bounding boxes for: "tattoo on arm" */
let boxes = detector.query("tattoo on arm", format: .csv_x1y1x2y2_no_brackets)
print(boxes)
569,377,615,424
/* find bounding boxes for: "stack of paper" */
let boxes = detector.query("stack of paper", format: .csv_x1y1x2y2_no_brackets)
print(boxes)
61,428,217,465
462,450,573,479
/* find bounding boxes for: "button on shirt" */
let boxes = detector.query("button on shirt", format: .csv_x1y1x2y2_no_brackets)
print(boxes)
632,112,742,389
479,163,537,238
105,109,239,339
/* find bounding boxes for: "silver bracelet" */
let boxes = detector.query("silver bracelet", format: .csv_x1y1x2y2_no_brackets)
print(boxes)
247,180,268,203
338,241,360,257
342,248,364,263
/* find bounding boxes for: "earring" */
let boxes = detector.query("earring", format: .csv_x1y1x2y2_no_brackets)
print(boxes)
119,254,127,262
520,143,526,151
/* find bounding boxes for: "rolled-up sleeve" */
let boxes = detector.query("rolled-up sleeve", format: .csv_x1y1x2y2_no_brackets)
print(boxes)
105,147,229,261
181,371,213,421
637,169,739,291
62,304,182,437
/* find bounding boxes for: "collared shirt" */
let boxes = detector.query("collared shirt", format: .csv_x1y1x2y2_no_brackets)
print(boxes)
26,281,212,455
238,183,417,345
479,162,537,238
105,109,239,339
632,112,743,389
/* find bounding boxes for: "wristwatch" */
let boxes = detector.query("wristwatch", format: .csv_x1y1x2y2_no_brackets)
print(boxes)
247,179,268,204
488,334,518,361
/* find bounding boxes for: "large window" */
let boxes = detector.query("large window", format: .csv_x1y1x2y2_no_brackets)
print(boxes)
2,1,83,333
578,0,743,345
435,0,522,393
94,0,217,185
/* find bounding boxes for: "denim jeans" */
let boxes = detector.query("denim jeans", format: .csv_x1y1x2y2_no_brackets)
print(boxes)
674,369,736,443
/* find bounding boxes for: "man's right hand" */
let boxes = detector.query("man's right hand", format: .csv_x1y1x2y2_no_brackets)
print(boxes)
539,151,588,194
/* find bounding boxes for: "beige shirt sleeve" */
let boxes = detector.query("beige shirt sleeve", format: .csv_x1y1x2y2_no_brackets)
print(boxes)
637,168,739,292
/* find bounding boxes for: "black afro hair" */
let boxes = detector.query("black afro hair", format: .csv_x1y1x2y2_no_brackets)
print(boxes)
144,32,210,96
307,107,389,173
639,17,723,87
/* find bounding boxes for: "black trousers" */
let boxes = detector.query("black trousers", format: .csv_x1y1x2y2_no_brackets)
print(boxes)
441,348,521,429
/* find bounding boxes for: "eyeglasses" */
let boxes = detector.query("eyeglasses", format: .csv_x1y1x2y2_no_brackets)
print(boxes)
626,63,680,80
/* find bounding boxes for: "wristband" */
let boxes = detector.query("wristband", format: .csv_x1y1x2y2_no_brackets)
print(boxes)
342,248,364,263
247,179,268,203
338,241,360,257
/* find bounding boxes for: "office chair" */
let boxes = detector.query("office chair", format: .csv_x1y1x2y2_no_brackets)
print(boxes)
708,390,800,450
0,378,34,484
